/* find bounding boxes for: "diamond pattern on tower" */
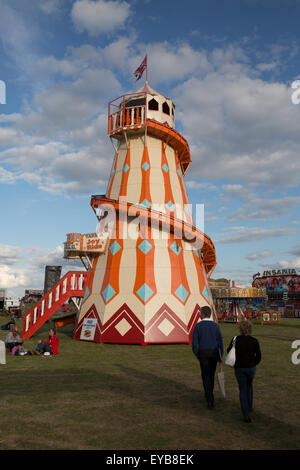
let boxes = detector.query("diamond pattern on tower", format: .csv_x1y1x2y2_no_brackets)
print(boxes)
202,286,209,302
115,318,132,337
138,239,152,255
174,284,189,303
170,241,182,256
162,163,169,173
123,163,130,173
102,284,116,304
140,198,151,209
157,318,175,337
82,285,90,302
136,283,154,303
166,200,175,212
142,161,150,171
110,241,121,256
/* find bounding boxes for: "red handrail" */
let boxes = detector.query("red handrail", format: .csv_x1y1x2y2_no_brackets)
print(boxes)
22,271,89,339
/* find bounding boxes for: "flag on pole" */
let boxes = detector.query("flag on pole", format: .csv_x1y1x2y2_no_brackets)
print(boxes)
134,54,147,81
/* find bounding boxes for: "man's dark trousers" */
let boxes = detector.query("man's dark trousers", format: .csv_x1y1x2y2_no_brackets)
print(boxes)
198,349,219,405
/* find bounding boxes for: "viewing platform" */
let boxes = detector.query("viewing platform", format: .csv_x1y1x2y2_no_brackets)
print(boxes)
108,88,191,175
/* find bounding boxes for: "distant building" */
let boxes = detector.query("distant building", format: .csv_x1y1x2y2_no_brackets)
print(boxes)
0,288,6,310
209,278,231,288
24,290,44,304
4,298,20,311
209,278,266,317
44,266,62,295
252,269,300,317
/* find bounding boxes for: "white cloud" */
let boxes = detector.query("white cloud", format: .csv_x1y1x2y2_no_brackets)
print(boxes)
256,62,277,72
0,265,28,289
270,257,300,269
186,180,217,191
289,244,300,256
0,244,23,265
39,0,65,14
0,2,40,73
215,226,297,244
245,250,272,261
228,196,300,220
28,245,81,270
1,243,84,296
0,166,18,184
71,0,131,36
0,4,34,54
212,265,255,287
221,184,246,201
173,54,300,188
141,42,212,85
1,38,300,201
0,113,22,124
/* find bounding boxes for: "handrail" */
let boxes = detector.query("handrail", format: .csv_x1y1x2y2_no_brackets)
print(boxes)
109,104,146,135
90,196,216,276
22,271,88,339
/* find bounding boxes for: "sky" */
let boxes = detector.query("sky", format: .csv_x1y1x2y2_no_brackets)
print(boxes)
1,0,300,297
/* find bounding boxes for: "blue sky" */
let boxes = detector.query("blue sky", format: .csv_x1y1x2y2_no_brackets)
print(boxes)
1,0,300,296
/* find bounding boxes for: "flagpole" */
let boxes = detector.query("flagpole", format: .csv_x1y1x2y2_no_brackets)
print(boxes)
146,53,148,84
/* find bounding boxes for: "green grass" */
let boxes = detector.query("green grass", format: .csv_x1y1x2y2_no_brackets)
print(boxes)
0,317,299,450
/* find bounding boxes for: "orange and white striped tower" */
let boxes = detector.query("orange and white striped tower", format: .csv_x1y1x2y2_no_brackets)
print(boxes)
74,82,217,344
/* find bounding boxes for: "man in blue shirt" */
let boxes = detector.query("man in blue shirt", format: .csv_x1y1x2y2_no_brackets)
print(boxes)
192,306,224,408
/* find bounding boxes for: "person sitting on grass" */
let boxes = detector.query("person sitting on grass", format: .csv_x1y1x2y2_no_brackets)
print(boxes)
30,328,59,356
5,325,24,353
1,317,16,331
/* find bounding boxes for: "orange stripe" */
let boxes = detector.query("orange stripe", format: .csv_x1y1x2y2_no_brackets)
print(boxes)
119,145,130,198
106,151,118,198
191,248,207,299
161,141,176,216
175,150,192,225
168,235,190,305
100,220,123,304
134,225,156,304
81,256,97,307
139,145,152,207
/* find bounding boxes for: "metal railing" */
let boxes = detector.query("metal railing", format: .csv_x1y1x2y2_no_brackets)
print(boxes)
23,271,88,339
108,92,147,136
108,105,146,135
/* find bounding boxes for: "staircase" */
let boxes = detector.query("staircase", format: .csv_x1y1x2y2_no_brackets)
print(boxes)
22,271,89,339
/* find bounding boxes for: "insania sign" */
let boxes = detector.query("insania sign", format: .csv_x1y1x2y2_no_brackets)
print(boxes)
263,269,298,276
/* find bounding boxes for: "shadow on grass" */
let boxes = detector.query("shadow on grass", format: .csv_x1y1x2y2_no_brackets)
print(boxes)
0,361,299,449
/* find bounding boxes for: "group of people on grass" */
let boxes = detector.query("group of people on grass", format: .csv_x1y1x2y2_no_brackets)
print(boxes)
192,306,261,423
4,324,59,356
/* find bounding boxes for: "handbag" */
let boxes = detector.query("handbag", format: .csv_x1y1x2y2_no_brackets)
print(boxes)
225,336,237,367
217,363,226,398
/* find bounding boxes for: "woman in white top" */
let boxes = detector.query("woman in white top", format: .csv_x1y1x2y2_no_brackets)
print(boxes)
5,325,23,352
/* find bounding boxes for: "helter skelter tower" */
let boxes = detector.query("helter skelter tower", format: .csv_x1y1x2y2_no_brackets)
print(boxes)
73,80,217,345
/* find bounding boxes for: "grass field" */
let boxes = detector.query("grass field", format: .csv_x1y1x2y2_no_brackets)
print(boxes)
0,316,299,450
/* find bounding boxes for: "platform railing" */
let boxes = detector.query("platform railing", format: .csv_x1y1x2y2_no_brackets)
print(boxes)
108,105,146,135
